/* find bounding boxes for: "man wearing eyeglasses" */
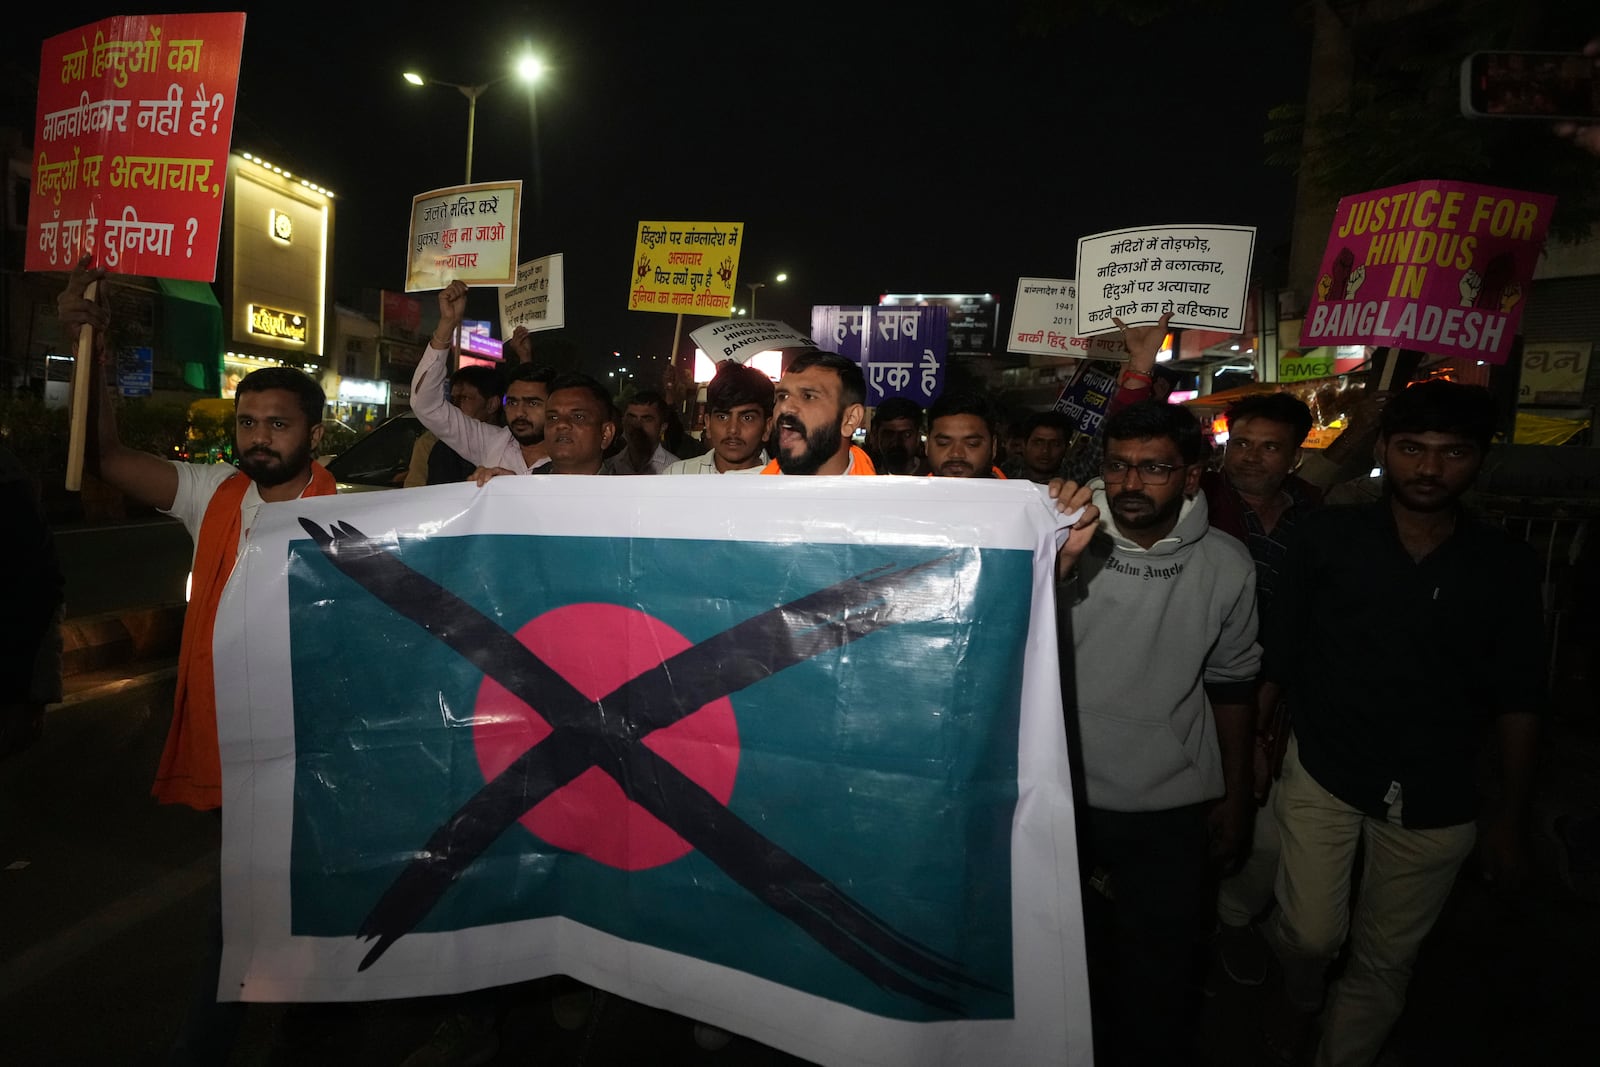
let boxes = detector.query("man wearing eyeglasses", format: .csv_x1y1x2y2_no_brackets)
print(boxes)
1056,398,1259,1067
1092,317,1329,989
413,280,555,475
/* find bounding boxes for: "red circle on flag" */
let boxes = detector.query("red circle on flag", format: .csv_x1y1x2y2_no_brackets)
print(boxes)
471,603,740,871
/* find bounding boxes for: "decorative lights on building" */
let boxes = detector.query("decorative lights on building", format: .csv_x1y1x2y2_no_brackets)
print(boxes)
239,151,336,199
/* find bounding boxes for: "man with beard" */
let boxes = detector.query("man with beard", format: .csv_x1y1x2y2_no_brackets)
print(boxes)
57,257,338,1063
866,396,924,475
759,350,876,475
59,259,335,807
1054,398,1258,1066
1112,310,1326,987
925,392,1006,478
413,281,553,474
403,364,507,487
602,390,678,474
664,359,772,474
1260,380,1543,1066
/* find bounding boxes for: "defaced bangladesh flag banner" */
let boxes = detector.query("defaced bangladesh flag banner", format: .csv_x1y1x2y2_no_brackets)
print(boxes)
213,476,1091,1066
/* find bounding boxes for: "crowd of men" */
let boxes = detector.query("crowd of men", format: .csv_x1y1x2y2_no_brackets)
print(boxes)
56,261,1546,1067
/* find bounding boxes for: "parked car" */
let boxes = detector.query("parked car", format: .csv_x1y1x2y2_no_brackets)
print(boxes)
318,418,361,460
322,412,424,492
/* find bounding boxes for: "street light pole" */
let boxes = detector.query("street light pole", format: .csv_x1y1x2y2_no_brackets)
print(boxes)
460,83,487,183
404,56,544,186
745,281,765,318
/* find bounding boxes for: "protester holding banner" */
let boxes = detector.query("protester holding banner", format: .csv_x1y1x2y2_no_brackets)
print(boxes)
759,350,877,475
57,256,338,1063
663,359,772,474
1073,317,1326,993
530,373,617,476
414,281,553,475
1052,400,1259,1066
1259,383,1545,1067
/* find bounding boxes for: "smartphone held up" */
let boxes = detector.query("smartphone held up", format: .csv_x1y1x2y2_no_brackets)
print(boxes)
1460,51,1600,122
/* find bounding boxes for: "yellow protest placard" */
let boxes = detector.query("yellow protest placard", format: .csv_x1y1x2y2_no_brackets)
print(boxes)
627,220,742,317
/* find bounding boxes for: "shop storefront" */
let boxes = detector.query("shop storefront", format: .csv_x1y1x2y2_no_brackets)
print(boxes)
329,375,392,432
217,149,335,403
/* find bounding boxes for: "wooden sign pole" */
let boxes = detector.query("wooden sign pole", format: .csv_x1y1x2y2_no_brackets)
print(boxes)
64,280,98,492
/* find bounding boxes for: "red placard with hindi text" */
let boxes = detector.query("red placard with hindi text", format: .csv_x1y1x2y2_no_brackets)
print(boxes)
25,12,246,281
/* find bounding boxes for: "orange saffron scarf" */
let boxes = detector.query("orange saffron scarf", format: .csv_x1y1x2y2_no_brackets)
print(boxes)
153,465,336,809
759,445,877,476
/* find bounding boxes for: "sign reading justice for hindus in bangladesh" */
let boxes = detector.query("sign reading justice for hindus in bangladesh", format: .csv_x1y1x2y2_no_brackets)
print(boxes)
628,220,743,316
26,12,246,281
1301,180,1555,365
405,180,522,292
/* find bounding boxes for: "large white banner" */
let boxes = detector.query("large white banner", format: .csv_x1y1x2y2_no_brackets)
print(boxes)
213,477,1091,1067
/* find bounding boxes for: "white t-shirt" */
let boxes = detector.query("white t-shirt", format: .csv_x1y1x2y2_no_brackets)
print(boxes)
161,462,260,567
161,461,324,566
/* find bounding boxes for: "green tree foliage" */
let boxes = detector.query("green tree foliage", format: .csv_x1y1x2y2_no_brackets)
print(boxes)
116,399,191,460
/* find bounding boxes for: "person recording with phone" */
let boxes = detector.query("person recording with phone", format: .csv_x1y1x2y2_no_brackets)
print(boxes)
1553,38,1600,154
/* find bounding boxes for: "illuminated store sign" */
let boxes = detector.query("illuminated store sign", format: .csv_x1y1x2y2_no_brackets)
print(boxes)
249,304,308,343
339,377,390,405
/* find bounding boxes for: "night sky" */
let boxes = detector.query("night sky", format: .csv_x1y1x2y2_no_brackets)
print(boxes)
3,2,1309,375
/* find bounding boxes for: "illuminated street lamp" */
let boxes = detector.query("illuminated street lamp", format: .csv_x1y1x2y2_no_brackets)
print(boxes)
745,272,787,318
403,54,545,183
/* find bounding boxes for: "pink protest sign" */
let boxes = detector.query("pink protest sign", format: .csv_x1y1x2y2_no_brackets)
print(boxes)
25,12,247,281
1301,180,1555,365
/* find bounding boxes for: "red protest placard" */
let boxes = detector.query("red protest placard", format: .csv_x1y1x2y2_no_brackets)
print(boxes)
25,12,247,281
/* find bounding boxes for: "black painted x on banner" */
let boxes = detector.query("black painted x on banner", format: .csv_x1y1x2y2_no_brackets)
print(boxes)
296,519,997,1013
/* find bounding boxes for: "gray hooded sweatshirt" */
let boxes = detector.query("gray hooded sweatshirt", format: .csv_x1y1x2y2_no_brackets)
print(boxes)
1067,483,1260,812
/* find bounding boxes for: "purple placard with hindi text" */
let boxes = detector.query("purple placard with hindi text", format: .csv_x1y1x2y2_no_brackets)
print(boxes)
810,305,949,406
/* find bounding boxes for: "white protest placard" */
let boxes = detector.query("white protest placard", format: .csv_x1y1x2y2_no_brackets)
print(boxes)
405,180,522,292
499,253,566,335
690,319,816,365
1074,225,1256,336
1009,279,1132,361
